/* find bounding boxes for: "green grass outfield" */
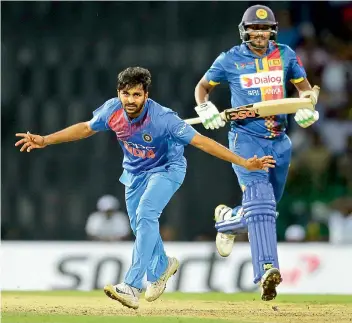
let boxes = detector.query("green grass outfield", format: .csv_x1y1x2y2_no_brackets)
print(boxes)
2,291,352,323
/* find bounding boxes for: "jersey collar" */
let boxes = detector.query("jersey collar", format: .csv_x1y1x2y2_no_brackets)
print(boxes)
240,41,275,58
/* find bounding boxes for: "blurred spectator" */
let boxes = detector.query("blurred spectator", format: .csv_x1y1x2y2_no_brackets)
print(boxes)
285,224,306,242
336,135,352,193
341,4,352,46
85,195,130,241
305,202,330,242
321,47,350,110
320,120,352,155
276,10,301,49
328,197,352,244
160,225,177,241
295,23,330,85
1,222,31,240
296,129,332,192
305,220,329,242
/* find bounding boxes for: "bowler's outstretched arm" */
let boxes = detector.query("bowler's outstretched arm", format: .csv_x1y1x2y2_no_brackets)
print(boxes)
15,122,96,152
190,132,275,171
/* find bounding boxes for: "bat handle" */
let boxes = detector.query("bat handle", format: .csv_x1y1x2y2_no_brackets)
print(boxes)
184,112,227,125
185,117,202,125
219,111,226,120
312,85,320,99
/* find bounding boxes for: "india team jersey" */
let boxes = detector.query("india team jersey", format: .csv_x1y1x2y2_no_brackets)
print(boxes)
89,98,197,176
205,42,307,139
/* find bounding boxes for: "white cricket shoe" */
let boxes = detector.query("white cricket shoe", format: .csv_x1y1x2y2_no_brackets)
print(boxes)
215,204,236,257
260,267,282,301
104,282,141,309
145,256,179,302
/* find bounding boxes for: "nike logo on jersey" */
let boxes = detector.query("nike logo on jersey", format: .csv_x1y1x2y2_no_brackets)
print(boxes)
240,71,283,89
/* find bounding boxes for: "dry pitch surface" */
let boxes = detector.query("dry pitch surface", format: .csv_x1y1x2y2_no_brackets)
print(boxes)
2,291,352,323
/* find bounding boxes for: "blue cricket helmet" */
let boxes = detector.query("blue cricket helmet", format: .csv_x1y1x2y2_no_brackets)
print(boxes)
238,5,278,42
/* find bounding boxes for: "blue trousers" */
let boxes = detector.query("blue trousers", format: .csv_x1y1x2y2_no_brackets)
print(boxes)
229,131,292,202
121,166,185,289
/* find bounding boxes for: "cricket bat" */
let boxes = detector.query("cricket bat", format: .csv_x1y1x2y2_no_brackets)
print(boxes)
185,85,320,125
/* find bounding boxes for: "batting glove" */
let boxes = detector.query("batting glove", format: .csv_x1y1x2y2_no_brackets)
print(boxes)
294,88,319,128
294,109,319,128
194,101,225,130
299,89,318,106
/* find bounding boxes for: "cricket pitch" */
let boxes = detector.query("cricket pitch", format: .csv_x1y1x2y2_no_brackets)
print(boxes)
2,291,352,323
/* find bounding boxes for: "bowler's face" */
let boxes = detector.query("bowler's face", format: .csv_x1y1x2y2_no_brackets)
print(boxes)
118,84,148,118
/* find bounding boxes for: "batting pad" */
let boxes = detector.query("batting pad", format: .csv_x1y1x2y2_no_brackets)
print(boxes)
242,180,279,284
215,213,247,233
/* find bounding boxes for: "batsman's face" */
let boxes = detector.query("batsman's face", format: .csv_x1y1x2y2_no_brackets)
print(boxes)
247,24,271,49
118,84,148,119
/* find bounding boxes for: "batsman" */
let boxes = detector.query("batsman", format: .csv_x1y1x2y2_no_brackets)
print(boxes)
194,4,319,301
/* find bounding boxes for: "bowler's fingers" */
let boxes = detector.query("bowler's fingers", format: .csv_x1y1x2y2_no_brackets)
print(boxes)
263,159,276,168
26,132,39,144
264,162,275,168
15,132,31,143
15,138,27,146
260,155,275,161
259,156,276,171
261,156,276,164
15,132,37,148
16,133,31,139
20,142,32,152
247,155,258,163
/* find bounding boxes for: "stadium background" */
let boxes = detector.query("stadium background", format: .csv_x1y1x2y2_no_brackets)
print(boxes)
2,1,352,244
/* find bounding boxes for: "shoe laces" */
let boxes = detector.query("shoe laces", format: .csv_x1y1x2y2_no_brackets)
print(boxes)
116,283,141,295
116,283,131,293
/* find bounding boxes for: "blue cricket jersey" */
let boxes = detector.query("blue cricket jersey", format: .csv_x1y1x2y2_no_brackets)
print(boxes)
205,42,307,139
89,98,197,185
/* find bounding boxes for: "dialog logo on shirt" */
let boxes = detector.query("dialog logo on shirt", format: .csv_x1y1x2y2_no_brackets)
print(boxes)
240,71,283,89
242,77,253,88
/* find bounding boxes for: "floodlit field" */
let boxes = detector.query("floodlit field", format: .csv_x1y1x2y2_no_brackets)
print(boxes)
2,291,352,323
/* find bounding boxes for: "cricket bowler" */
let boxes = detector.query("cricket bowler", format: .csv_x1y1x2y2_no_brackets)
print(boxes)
15,67,275,309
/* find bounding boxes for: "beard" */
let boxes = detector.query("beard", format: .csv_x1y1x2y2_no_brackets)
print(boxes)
123,100,146,118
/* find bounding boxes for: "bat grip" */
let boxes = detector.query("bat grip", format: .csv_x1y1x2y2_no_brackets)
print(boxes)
185,117,202,125
185,111,227,125
312,85,320,99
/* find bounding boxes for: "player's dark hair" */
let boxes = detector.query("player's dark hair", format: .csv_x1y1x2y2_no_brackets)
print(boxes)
117,67,152,92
